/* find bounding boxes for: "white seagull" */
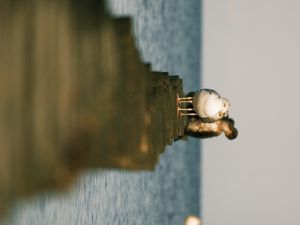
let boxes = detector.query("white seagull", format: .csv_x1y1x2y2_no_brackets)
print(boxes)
177,89,230,122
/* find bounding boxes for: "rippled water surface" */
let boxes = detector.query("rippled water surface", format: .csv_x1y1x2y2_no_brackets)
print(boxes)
5,1,201,224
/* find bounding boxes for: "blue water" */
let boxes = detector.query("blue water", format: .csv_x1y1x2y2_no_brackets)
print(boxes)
4,1,201,224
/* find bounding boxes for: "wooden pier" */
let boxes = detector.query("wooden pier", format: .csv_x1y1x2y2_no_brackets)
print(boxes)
0,0,187,212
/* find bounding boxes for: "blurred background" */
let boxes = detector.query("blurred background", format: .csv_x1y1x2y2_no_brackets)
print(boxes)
202,0,300,225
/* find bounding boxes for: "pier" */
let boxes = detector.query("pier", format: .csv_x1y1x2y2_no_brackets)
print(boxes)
0,0,187,211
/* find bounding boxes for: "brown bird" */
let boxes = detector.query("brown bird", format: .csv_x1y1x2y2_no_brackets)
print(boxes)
185,116,238,140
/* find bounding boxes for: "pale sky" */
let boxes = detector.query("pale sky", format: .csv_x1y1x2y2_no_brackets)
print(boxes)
202,0,300,225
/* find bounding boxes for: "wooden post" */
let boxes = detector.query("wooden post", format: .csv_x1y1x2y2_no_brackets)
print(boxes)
0,0,186,212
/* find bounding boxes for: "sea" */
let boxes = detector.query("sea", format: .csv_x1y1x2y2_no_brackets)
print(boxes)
3,1,201,224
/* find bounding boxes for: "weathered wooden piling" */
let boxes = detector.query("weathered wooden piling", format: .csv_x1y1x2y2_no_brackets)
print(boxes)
0,0,186,211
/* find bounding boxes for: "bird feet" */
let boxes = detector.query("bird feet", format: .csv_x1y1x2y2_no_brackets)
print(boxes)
177,94,197,117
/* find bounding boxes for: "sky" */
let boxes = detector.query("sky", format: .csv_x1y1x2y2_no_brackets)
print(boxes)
202,0,300,225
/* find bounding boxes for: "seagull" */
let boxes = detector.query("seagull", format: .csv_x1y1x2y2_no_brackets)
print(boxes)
177,89,230,122
185,117,238,140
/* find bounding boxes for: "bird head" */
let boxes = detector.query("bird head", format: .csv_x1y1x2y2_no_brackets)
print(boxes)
216,97,230,119
222,118,238,139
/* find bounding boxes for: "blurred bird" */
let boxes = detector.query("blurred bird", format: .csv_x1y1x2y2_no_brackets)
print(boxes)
177,89,230,122
184,215,202,225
